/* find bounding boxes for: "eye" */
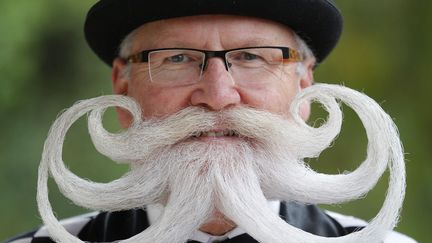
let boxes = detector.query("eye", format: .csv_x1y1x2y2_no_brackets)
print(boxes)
230,51,267,64
166,54,189,63
241,52,259,61
228,50,270,68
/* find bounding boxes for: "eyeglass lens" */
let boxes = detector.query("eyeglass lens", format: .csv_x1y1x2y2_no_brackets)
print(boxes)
147,48,285,85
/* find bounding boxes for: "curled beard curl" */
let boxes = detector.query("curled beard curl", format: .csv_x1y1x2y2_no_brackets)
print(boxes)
37,84,405,243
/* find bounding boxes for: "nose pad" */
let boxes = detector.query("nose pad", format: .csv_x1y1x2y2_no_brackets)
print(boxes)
201,57,232,72
226,62,232,70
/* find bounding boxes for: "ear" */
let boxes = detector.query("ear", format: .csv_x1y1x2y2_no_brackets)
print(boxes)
298,58,315,120
112,58,133,128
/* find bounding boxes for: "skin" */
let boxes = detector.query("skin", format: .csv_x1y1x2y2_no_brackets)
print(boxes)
112,15,315,235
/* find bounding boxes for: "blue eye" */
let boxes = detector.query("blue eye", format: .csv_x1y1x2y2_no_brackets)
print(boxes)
167,54,188,63
242,52,258,60
231,51,266,63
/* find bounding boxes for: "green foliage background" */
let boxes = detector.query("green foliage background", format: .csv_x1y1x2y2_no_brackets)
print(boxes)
1,0,430,241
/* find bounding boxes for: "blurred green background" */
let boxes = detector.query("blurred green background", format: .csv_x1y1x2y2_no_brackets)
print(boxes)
1,0,431,242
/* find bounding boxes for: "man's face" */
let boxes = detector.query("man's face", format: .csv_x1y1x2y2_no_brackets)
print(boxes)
109,15,315,236
112,15,314,126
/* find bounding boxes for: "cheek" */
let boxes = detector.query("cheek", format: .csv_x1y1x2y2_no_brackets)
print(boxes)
240,80,300,114
127,79,191,118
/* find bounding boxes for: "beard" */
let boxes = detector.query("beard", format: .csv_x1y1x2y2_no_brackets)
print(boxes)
37,84,405,243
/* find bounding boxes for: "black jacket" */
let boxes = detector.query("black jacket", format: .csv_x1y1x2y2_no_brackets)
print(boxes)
6,202,358,243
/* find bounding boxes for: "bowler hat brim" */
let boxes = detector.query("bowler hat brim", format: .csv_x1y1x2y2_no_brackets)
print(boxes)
84,0,343,66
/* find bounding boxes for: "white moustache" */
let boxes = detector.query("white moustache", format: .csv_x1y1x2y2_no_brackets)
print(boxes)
88,98,340,163
37,84,405,243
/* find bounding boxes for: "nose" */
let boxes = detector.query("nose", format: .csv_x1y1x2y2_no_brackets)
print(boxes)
190,58,241,111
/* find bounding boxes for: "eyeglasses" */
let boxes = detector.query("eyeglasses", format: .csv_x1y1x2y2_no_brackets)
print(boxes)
125,46,303,86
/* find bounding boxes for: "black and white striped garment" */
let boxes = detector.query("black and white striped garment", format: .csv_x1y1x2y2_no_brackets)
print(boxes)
5,202,416,243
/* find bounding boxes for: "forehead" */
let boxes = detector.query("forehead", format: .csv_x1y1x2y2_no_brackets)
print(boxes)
128,15,298,51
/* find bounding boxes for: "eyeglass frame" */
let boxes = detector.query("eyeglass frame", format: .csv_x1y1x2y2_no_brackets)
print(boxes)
125,46,303,72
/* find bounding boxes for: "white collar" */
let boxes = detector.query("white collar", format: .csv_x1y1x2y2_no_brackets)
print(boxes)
146,201,280,243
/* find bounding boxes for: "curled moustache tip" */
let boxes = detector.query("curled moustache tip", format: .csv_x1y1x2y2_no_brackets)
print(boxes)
38,95,166,243
287,84,343,159
88,95,146,163
265,83,404,209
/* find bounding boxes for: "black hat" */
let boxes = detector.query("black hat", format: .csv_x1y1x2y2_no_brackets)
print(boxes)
84,0,343,66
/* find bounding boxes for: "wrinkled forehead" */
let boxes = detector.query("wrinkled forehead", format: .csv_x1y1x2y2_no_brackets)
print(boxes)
125,15,299,52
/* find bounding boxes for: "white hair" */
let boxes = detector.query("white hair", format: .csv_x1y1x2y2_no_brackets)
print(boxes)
119,28,137,60
37,84,405,243
293,34,315,77
117,29,138,78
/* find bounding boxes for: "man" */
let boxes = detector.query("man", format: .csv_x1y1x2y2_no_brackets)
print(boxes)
6,0,416,242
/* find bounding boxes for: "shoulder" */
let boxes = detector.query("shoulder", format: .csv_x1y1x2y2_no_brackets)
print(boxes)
4,212,99,243
326,211,417,243
5,209,150,243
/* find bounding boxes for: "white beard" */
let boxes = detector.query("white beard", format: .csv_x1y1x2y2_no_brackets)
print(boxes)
37,84,406,243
